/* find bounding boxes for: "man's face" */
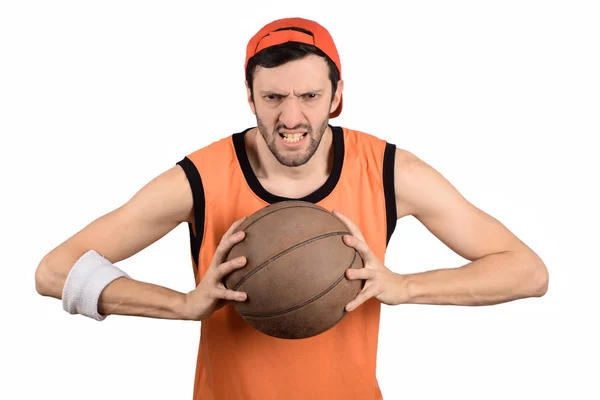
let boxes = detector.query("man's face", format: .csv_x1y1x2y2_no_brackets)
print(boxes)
248,54,342,167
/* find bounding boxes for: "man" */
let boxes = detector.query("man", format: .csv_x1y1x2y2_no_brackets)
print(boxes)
35,17,549,399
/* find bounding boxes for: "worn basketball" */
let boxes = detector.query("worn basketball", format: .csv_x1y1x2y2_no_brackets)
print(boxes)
223,200,364,339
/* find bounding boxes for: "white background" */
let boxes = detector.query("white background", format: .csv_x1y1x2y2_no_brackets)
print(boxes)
1,1,599,399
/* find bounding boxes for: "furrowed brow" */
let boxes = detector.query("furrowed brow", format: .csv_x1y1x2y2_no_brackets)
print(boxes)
298,89,325,96
259,90,289,97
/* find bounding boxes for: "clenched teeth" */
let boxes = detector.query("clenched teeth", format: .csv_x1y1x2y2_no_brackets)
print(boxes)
281,133,306,143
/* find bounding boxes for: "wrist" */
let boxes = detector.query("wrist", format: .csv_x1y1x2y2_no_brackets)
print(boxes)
175,292,194,320
394,273,413,305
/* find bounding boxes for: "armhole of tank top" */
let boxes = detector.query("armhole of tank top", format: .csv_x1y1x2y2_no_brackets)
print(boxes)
383,142,397,246
176,157,205,268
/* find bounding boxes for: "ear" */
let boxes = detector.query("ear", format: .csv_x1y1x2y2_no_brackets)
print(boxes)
330,79,344,115
245,81,256,115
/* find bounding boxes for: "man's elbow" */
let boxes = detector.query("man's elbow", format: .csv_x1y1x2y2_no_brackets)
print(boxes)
35,252,64,299
529,253,549,298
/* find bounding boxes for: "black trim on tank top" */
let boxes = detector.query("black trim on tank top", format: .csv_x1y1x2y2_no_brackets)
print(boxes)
176,157,205,268
232,125,345,204
383,142,397,246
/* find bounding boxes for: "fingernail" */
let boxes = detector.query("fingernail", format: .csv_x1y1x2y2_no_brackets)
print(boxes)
237,257,246,265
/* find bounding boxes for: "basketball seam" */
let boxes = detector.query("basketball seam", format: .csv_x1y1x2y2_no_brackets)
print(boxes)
232,230,350,291
238,250,358,319
224,204,346,268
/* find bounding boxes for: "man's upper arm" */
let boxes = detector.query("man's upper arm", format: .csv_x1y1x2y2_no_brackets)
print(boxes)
50,164,194,266
393,149,527,261
36,164,194,298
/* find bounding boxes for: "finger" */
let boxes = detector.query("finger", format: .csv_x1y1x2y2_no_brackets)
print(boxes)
346,267,374,281
215,256,247,281
225,215,248,237
215,215,248,253
346,285,378,312
332,210,366,242
342,234,376,263
213,287,247,302
213,228,246,263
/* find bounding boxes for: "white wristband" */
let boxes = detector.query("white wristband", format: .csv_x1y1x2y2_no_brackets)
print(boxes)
62,250,130,321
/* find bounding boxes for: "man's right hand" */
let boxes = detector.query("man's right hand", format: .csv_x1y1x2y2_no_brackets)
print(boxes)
182,216,249,321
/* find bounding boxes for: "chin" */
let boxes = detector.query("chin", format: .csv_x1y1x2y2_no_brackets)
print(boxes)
276,155,311,168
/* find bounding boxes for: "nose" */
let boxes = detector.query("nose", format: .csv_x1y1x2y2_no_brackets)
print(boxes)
278,98,304,130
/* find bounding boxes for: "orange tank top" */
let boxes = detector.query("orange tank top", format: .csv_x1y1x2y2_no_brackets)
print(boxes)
176,126,397,400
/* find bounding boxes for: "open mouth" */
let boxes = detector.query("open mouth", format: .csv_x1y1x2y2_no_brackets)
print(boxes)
279,132,308,144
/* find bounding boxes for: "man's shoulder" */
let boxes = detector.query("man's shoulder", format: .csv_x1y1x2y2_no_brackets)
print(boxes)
339,125,412,153
337,125,398,148
339,125,384,140
337,125,402,162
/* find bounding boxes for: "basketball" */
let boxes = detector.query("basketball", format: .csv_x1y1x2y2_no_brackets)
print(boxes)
223,200,364,339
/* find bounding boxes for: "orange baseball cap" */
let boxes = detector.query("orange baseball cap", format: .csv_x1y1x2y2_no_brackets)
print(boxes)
245,17,343,118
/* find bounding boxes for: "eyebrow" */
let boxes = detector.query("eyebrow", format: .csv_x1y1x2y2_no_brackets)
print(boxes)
259,89,325,97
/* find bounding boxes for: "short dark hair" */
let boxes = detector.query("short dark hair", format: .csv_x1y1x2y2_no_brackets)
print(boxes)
245,28,340,102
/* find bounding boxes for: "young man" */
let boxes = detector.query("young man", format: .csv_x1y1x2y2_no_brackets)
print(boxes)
35,17,549,399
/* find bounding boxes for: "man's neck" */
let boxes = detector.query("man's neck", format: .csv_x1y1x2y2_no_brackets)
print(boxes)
244,126,334,199
246,126,333,182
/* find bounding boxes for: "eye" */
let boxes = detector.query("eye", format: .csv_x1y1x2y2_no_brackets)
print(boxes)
303,93,318,99
265,94,282,101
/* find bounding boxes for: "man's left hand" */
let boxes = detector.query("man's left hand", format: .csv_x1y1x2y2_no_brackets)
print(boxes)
333,210,407,312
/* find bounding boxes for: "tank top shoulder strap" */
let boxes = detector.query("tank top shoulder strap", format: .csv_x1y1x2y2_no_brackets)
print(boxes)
175,135,237,272
341,127,398,245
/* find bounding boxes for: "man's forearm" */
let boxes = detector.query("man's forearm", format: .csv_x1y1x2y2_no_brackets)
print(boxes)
399,250,548,306
97,277,189,320
36,254,190,320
